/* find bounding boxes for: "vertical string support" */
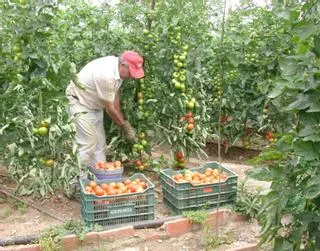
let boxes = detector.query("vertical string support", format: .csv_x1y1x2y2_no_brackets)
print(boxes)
215,0,228,234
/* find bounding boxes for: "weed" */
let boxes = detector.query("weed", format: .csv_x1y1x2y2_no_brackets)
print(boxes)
39,220,102,250
184,209,234,250
183,210,209,225
11,198,28,214
233,180,261,218
204,230,233,250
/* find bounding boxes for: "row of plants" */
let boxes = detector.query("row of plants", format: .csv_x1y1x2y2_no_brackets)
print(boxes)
0,0,297,194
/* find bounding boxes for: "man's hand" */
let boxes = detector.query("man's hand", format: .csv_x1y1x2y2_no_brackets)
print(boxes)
121,121,137,142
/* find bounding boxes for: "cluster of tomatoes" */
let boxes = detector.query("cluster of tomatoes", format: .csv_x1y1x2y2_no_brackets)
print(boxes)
265,131,276,143
93,161,122,170
172,168,228,186
212,74,223,106
84,178,148,197
132,131,149,158
179,111,195,133
133,159,148,171
136,79,151,120
32,120,49,136
173,151,186,168
32,120,55,167
172,45,188,93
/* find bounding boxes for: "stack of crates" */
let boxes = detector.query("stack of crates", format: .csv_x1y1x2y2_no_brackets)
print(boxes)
80,173,155,226
160,162,238,215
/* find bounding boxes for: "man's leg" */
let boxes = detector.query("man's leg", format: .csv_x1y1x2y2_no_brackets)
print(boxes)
67,104,97,196
74,112,97,169
91,110,107,166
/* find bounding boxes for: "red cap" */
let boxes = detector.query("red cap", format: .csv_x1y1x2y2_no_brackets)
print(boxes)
122,51,144,79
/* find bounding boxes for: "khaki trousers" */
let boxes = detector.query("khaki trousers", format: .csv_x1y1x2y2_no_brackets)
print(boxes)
68,99,107,167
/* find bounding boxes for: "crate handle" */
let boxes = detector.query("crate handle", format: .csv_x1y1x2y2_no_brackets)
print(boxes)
203,187,213,193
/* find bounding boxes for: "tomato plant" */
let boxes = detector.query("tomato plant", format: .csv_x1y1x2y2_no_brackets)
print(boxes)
247,1,320,249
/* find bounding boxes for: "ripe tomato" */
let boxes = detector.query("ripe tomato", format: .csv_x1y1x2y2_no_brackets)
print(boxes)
128,185,137,193
175,151,184,160
265,131,273,140
247,127,253,134
177,157,185,164
140,181,148,189
186,111,193,118
124,179,131,185
109,182,116,188
187,123,194,131
134,160,142,167
187,117,195,124
134,178,141,184
108,188,116,195
101,183,109,191
95,188,105,196
88,180,97,189
138,165,145,171
85,186,93,194
113,160,122,168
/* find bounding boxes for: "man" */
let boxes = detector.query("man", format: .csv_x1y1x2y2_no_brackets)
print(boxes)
66,51,144,169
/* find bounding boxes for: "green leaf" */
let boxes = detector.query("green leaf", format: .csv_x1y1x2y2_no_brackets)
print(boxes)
298,23,320,41
293,140,319,160
260,150,283,160
286,95,310,111
277,135,293,152
306,100,320,113
274,237,294,251
297,43,309,54
279,58,298,76
314,35,320,57
268,80,287,99
298,124,316,137
246,167,272,181
305,175,320,199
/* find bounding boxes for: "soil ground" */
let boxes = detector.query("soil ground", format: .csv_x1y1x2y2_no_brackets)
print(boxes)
0,142,269,250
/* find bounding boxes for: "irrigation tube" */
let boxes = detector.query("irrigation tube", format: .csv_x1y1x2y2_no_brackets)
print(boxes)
0,215,183,247
0,235,39,247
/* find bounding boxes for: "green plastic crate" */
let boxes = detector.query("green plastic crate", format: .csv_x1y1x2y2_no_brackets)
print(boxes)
160,162,238,214
80,173,155,226
163,195,235,215
160,162,237,200
163,187,236,211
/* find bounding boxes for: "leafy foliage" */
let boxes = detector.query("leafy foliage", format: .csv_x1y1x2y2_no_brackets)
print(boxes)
247,1,320,249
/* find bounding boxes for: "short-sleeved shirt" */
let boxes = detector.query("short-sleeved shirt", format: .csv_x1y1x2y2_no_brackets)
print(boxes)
66,56,122,111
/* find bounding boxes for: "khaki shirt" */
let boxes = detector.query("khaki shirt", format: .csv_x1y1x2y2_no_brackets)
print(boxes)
66,56,122,111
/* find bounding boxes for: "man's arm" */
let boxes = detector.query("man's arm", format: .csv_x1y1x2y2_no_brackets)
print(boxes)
105,100,125,127
114,91,125,120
